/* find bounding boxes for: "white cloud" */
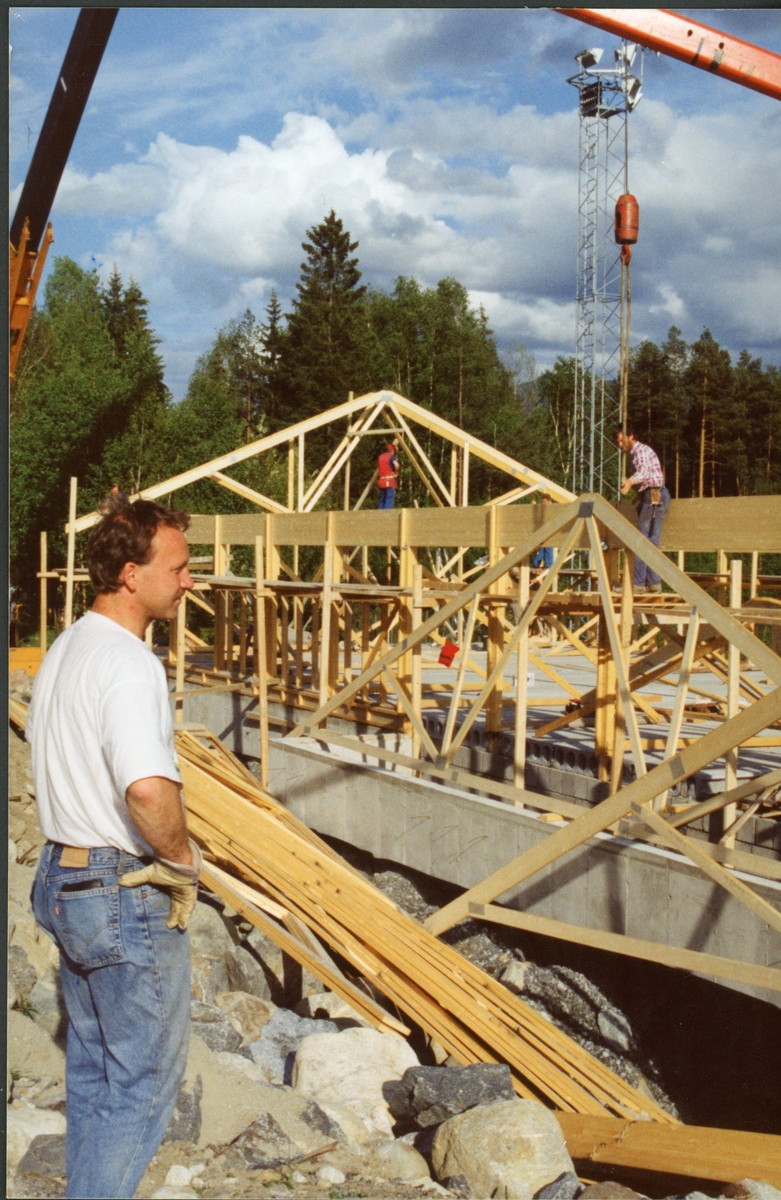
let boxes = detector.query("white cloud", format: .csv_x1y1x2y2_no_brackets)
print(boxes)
649,285,687,319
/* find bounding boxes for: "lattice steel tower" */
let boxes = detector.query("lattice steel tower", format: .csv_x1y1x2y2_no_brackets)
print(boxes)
568,44,642,497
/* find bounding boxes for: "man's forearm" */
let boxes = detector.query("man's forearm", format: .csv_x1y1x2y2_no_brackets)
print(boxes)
126,776,193,865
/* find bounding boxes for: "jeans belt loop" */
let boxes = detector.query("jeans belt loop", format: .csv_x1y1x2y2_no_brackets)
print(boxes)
118,848,126,877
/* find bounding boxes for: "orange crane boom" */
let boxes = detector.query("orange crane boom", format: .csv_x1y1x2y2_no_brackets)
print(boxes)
556,9,781,103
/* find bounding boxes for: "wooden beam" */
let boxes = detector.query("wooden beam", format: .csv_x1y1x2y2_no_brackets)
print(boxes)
39,531,47,661
64,476,77,628
468,902,781,993
555,1113,781,1188
668,768,781,828
632,801,781,935
423,684,781,936
210,471,290,514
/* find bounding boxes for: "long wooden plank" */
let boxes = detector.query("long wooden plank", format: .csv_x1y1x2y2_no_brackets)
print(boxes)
423,685,781,936
179,741,670,1119
555,1112,781,1187
468,902,781,992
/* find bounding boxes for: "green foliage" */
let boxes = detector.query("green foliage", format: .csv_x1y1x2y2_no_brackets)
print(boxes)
623,325,781,498
10,258,171,620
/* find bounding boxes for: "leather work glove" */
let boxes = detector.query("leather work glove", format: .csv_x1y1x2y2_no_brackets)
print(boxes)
120,839,202,930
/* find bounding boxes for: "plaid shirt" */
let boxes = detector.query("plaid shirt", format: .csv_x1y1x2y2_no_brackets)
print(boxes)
628,440,665,490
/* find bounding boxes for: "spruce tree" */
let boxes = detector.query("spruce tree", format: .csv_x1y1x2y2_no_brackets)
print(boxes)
275,211,376,429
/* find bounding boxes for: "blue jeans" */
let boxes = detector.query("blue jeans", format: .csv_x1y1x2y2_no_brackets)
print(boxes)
532,546,554,570
378,487,396,509
33,843,191,1199
634,487,670,587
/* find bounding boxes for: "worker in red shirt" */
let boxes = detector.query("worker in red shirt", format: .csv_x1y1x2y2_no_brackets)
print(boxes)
377,442,399,509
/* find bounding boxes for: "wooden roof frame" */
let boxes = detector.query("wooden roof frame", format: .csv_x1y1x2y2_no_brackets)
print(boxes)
69,389,574,535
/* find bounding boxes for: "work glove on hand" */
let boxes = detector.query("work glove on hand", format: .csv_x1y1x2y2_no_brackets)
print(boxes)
119,838,202,930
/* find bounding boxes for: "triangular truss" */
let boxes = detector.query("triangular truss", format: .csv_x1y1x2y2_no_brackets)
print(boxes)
71,389,574,535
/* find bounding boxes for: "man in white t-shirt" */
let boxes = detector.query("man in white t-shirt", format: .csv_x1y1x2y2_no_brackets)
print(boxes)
28,498,197,1199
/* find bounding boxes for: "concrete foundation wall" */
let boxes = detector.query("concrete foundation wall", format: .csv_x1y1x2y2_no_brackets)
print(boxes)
179,687,781,1009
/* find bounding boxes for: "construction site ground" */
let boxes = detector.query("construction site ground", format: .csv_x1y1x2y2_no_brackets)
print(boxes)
9,666,781,1199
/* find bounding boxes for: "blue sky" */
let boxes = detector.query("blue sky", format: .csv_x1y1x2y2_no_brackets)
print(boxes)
10,7,781,400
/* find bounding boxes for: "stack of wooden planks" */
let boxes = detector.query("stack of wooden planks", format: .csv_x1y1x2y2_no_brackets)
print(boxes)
175,724,673,1123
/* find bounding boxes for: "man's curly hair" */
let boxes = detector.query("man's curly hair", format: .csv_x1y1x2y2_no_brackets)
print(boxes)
86,498,190,594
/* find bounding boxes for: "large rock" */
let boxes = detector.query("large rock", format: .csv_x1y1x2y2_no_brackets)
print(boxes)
316,1100,377,1145
9,911,59,980
388,1064,516,1129
6,1107,66,1172
8,1010,66,1084
14,1132,67,1188
214,990,276,1045
431,1099,575,1200
166,1033,346,1153
249,1007,339,1085
29,974,68,1043
190,1000,244,1055
292,1027,420,1138
228,1094,343,1171
371,1138,430,1182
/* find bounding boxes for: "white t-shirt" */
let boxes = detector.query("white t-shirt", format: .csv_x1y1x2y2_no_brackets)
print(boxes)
26,610,180,856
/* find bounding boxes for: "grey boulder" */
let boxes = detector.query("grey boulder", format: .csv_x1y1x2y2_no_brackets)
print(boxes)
387,1063,516,1129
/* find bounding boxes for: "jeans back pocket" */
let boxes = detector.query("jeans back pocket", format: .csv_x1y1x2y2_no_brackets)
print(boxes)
53,883,124,968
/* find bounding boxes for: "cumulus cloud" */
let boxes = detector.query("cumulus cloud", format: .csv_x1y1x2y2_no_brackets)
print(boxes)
12,7,781,398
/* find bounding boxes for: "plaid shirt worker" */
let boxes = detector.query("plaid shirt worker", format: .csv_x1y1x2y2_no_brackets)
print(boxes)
626,440,665,491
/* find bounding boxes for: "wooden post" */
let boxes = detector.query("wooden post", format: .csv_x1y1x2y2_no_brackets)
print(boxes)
297,433,305,512
595,612,612,780
319,513,335,708
397,509,415,723
411,563,424,759
461,441,470,507
238,591,249,678
214,515,224,577
64,477,77,629
39,531,48,659
255,536,269,789
145,622,153,649
750,551,759,600
717,548,727,605
344,456,351,511
610,552,634,794
175,594,186,724
514,564,530,795
288,440,295,511
264,514,280,681
723,558,742,845
486,506,504,752
450,445,458,506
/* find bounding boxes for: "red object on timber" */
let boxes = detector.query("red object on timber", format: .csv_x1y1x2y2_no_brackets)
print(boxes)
438,641,459,667
556,9,781,104
615,194,639,245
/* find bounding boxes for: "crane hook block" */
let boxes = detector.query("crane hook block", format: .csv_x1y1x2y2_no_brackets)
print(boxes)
614,193,639,244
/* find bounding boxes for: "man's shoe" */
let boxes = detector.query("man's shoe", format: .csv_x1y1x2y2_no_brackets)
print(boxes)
645,583,663,594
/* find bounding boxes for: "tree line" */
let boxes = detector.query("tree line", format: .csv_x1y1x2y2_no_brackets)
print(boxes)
10,210,781,630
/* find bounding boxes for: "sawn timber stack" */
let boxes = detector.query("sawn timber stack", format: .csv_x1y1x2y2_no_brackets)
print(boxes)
175,723,673,1122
